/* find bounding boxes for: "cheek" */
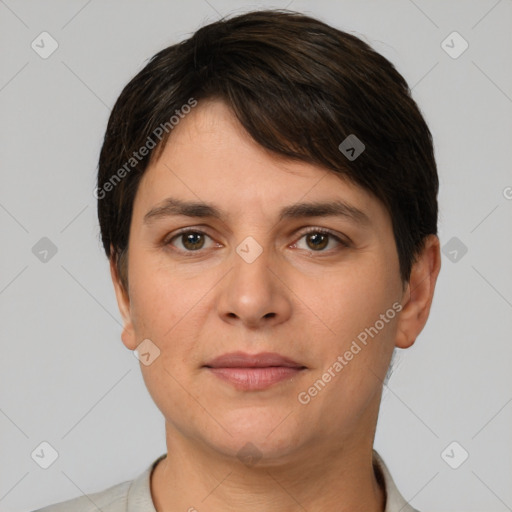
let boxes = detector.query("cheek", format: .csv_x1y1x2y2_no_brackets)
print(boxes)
305,260,394,338
297,268,398,425
127,259,214,379
127,253,197,336
298,257,399,394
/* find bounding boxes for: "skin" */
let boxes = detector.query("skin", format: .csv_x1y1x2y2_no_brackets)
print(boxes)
110,99,441,512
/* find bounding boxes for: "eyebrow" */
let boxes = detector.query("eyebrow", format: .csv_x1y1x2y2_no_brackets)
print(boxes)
143,197,371,227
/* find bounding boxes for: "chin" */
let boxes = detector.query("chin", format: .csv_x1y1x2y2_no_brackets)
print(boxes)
203,415,306,465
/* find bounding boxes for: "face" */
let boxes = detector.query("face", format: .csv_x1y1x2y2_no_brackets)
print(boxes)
112,99,433,466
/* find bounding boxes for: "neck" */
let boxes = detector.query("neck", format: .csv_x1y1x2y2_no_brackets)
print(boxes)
151,428,385,512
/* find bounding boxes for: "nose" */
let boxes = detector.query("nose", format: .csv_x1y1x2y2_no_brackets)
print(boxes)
215,242,292,329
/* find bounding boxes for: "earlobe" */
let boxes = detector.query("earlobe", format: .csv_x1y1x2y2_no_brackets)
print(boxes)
109,251,138,351
395,235,441,349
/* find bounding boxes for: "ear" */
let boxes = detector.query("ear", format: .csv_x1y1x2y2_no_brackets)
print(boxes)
395,234,441,349
109,248,138,351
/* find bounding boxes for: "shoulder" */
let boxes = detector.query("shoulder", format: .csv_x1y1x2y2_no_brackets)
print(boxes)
30,454,165,512
30,479,131,512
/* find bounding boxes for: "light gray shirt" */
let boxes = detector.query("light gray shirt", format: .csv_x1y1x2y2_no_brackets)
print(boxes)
33,450,419,512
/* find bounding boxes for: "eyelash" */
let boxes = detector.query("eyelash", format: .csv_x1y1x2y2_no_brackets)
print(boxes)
163,227,350,255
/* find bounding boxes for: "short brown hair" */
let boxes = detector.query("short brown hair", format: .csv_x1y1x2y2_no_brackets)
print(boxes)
97,9,438,293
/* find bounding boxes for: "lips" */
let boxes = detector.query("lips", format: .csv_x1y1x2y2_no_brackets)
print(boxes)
204,351,305,369
204,351,307,391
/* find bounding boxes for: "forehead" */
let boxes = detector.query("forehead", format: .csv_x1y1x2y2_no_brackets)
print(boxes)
134,99,390,230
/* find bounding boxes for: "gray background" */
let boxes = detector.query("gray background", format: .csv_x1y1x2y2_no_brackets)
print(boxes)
1,1,511,511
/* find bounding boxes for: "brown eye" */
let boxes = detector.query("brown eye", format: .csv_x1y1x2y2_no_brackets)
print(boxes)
305,232,329,251
294,228,349,253
181,232,205,250
166,229,215,252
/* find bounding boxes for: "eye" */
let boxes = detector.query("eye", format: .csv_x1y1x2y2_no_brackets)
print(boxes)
165,229,216,252
163,227,349,255
293,228,349,252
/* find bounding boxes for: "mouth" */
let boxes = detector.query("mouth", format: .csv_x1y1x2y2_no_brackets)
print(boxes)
203,351,307,391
